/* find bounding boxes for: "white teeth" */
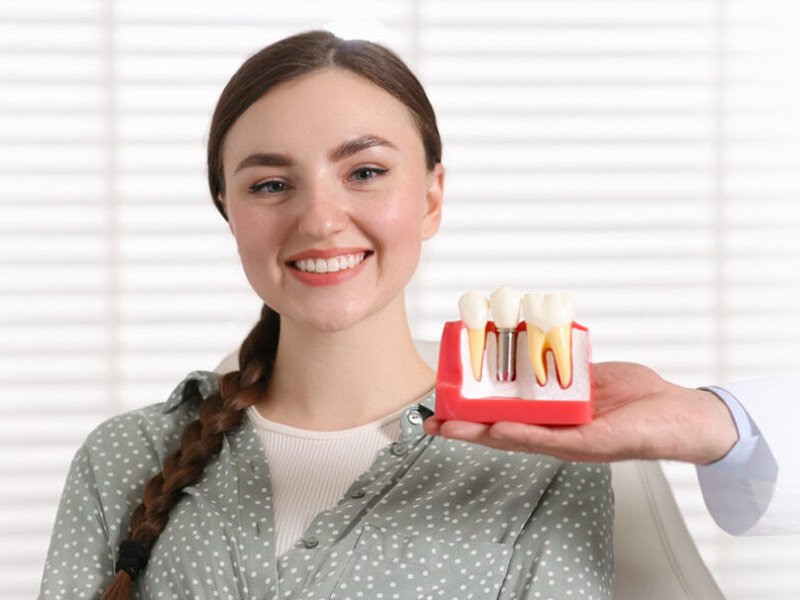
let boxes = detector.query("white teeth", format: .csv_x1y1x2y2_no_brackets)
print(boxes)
490,286,521,330
456,287,578,387
326,257,339,273
523,293,575,387
459,290,490,330
293,253,366,274
458,290,489,381
523,293,574,332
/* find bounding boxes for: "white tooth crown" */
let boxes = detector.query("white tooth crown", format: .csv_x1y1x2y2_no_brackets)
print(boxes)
490,286,521,329
522,293,575,331
458,290,489,329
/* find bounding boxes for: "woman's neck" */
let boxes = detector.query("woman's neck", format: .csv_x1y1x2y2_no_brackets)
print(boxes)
255,301,435,431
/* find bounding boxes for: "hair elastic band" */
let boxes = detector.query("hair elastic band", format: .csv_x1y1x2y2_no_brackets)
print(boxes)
115,540,150,581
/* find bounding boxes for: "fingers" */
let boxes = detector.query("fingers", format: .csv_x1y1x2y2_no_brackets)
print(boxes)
424,418,512,453
425,362,728,465
487,421,610,462
424,417,611,462
421,416,442,436
423,417,491,440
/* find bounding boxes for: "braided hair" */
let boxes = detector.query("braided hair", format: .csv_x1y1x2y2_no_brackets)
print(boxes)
99,306,279,599
99,29,442,599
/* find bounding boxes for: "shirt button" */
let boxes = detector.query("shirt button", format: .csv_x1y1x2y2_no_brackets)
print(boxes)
350,489,366,499
391,442,408,456
303,537,319,549
407,410,423,425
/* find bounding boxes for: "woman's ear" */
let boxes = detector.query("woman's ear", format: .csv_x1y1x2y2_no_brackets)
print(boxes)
421,163,445,240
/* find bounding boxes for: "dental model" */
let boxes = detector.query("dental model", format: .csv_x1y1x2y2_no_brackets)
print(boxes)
436,287,593,425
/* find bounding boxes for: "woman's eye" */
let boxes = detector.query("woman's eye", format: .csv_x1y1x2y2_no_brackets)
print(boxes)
251,179,286,194
351,167,388,182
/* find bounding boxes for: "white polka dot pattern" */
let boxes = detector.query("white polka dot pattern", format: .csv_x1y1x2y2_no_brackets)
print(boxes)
38,371,614,599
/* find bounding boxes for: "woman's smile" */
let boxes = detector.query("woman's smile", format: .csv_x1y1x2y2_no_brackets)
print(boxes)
286,248,373,287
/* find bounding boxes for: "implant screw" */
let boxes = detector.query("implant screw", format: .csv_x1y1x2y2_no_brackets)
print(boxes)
489,286,521,383
496,328,517,382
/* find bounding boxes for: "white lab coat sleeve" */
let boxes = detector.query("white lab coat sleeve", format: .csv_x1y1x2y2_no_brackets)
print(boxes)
696,374,800,535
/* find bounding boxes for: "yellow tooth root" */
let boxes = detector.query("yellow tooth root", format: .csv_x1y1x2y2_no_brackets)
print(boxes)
526,324,573,387
526,326,548,386
466,328,486,381
545,325,573,388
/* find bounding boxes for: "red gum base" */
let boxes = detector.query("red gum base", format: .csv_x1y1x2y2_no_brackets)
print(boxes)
435,320,594,425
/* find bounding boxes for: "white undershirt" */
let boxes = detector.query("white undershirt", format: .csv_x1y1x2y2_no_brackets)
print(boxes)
246,405,404,556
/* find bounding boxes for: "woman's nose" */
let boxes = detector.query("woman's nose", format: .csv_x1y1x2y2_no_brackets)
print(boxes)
296,184,348,239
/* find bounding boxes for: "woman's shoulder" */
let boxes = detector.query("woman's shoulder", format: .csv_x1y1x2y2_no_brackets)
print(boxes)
47,371,224,570
81,370,222,462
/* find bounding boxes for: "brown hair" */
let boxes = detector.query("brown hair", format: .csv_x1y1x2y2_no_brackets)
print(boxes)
100,30,441,599
207,29,442,218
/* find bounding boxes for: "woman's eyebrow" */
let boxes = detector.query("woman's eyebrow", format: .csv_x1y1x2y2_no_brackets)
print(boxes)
329,135,397,162
234,152,293,173
233,136,395,174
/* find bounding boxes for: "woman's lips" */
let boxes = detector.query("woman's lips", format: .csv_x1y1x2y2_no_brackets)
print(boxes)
286,249,372,287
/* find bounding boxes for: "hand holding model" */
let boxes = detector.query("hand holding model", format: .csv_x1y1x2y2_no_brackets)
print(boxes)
425,360,740,464
428,288,800,536
426,288,740,465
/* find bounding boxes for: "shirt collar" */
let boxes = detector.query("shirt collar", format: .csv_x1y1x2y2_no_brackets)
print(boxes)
162,371,221,413
399,389,436,443
162,371,437,444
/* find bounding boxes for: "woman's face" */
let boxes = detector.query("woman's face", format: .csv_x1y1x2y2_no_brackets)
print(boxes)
219,69,444,332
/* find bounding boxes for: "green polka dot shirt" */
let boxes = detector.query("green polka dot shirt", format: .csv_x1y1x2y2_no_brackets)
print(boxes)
39,371,614,599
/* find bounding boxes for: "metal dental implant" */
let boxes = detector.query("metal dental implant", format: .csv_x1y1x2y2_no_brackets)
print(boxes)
489,286,521,382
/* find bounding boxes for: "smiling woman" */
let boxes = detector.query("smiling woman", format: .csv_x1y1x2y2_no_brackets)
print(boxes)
220,70,443,335
38,30,613,600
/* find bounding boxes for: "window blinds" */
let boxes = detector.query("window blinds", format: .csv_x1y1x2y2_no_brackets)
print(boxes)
1,1,799,598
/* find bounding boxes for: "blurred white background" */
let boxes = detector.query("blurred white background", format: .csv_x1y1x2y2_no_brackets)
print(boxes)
2,0,800,598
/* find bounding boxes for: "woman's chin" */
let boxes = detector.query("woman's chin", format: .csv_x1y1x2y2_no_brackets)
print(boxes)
280,298,401,336
259,281,408,336
280,306,366,334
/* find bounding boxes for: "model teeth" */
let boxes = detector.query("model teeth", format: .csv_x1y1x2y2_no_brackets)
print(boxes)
294,253,365,273
458,290,489,381
522,293,575,387
490,286,521,329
